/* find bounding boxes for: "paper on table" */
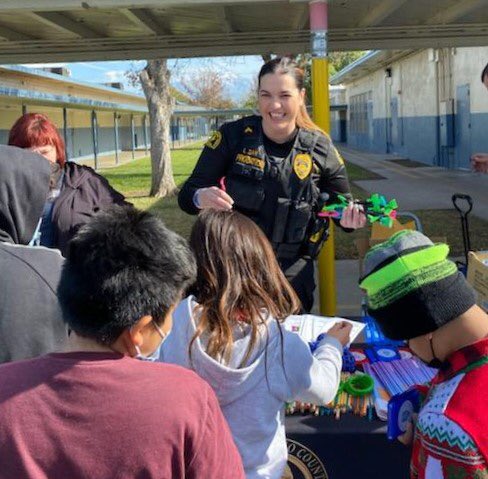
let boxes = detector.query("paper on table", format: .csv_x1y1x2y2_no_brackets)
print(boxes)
283,314,365,345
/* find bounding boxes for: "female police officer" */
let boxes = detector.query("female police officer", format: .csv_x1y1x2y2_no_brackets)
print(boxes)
178,57,365,312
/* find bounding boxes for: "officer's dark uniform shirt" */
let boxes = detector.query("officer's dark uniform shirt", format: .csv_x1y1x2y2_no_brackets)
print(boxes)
179,115,352,312
179,115,352,235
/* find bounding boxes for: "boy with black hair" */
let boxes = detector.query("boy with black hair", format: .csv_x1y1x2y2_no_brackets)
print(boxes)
360,230,488,479
0,205,245,479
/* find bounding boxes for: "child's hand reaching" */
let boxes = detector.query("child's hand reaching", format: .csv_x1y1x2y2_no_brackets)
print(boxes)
327,321,353,346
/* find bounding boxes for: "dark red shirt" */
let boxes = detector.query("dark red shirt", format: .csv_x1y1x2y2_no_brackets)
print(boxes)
0,352,244,479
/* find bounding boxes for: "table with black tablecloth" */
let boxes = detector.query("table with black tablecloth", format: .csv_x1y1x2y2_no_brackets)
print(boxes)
285,413,410,478
284,325,411,479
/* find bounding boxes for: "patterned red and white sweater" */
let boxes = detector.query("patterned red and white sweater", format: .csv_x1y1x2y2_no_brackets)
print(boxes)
410,338,488,479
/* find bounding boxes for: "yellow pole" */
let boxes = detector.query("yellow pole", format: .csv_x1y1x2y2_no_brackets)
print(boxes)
310,1,336,315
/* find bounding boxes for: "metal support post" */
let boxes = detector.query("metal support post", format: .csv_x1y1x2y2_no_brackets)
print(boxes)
63,107,69,161
114,112,119,165
143,114,149,155
91,110,99,170
310,0,336,316
130,114,135,159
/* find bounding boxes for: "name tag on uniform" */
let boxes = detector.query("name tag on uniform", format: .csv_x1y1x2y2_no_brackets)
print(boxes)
235,153,265,170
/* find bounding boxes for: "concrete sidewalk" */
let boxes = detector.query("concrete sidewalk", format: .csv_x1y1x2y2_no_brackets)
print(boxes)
315,145,488,318
341,145,488,221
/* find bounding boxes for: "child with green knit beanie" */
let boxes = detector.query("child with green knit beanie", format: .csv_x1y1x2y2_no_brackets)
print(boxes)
360,230,488,479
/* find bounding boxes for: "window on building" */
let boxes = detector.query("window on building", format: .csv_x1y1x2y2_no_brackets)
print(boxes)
349,92,371,135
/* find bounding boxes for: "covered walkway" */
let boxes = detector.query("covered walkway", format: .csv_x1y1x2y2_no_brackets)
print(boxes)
0,0,487,62
78,138,206,169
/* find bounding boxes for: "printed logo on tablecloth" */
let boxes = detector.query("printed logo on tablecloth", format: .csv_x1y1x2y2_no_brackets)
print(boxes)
285,439,329,479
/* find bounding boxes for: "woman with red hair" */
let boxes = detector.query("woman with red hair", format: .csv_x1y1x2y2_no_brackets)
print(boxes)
9,113,127,255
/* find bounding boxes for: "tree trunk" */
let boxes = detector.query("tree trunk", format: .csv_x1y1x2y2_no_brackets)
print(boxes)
139,59,177,198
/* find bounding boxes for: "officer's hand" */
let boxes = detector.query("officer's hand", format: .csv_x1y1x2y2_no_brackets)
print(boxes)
398,413,417,446
326,321,353,346
470,153,488,173
340,202,367,229
196,187,234,210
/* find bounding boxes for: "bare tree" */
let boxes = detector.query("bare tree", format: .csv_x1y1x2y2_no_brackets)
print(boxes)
241,77,258,109
179,67,235,109
137,59,177,198
124,57,249,198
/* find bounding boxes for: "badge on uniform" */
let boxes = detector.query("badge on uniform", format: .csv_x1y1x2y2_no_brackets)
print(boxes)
293,153,312,180
244,126,253,135
205,131,222,149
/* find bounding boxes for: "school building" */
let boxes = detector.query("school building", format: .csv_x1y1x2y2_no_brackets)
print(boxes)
330,46,488,169
0,64,211,166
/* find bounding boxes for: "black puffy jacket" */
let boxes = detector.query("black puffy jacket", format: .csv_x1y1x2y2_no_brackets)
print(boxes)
52,162,127,255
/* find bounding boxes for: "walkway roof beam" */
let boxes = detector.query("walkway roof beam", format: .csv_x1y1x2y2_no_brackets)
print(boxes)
0,23,487,63
0,0,302,11
293,6,309,31
357,0,409,27
220,6,235,34
428,0,488,24
28,12,103,38
0,24,37,41
0,1,487,63
120,8,170,35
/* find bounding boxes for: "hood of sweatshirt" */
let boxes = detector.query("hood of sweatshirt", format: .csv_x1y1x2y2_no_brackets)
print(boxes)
164,296,285,406
0,146,51,244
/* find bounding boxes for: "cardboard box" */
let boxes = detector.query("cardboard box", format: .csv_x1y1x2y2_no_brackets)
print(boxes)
355,219,417,278
467,251,488,312
355,219,445,278
370,219,416,242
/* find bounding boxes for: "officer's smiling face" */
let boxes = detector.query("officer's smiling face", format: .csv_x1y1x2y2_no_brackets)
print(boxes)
258,72,305,143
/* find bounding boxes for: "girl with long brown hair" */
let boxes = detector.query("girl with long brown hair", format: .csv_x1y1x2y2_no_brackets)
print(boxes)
178,57,365,312
160,209,351,479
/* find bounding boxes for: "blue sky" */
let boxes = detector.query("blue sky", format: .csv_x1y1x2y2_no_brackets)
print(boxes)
22,56,264,103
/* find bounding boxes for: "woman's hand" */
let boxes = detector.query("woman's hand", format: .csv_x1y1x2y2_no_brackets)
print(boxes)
340,202,367,229
195,187,234,210
471,153,488,173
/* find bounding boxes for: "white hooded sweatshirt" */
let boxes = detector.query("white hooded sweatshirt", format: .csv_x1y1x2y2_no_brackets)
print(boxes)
160,296,343,479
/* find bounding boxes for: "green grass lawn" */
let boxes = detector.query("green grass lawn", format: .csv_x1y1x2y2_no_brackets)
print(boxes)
100,149,488,259
100,143,204,239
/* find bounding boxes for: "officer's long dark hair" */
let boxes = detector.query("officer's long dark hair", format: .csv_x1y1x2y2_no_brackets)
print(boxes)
188,209,300,368
258,57,326,135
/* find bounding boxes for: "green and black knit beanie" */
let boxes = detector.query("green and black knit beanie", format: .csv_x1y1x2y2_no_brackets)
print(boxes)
359,230,476,340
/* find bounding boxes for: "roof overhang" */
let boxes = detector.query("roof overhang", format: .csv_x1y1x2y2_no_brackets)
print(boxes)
330,49,415,84
0,0,487,62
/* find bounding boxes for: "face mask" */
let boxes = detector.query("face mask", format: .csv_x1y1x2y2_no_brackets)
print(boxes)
135,342,164,362
134,321,169,362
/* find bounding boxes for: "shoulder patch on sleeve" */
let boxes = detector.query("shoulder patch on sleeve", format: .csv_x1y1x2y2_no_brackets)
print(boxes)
205,131,222,149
